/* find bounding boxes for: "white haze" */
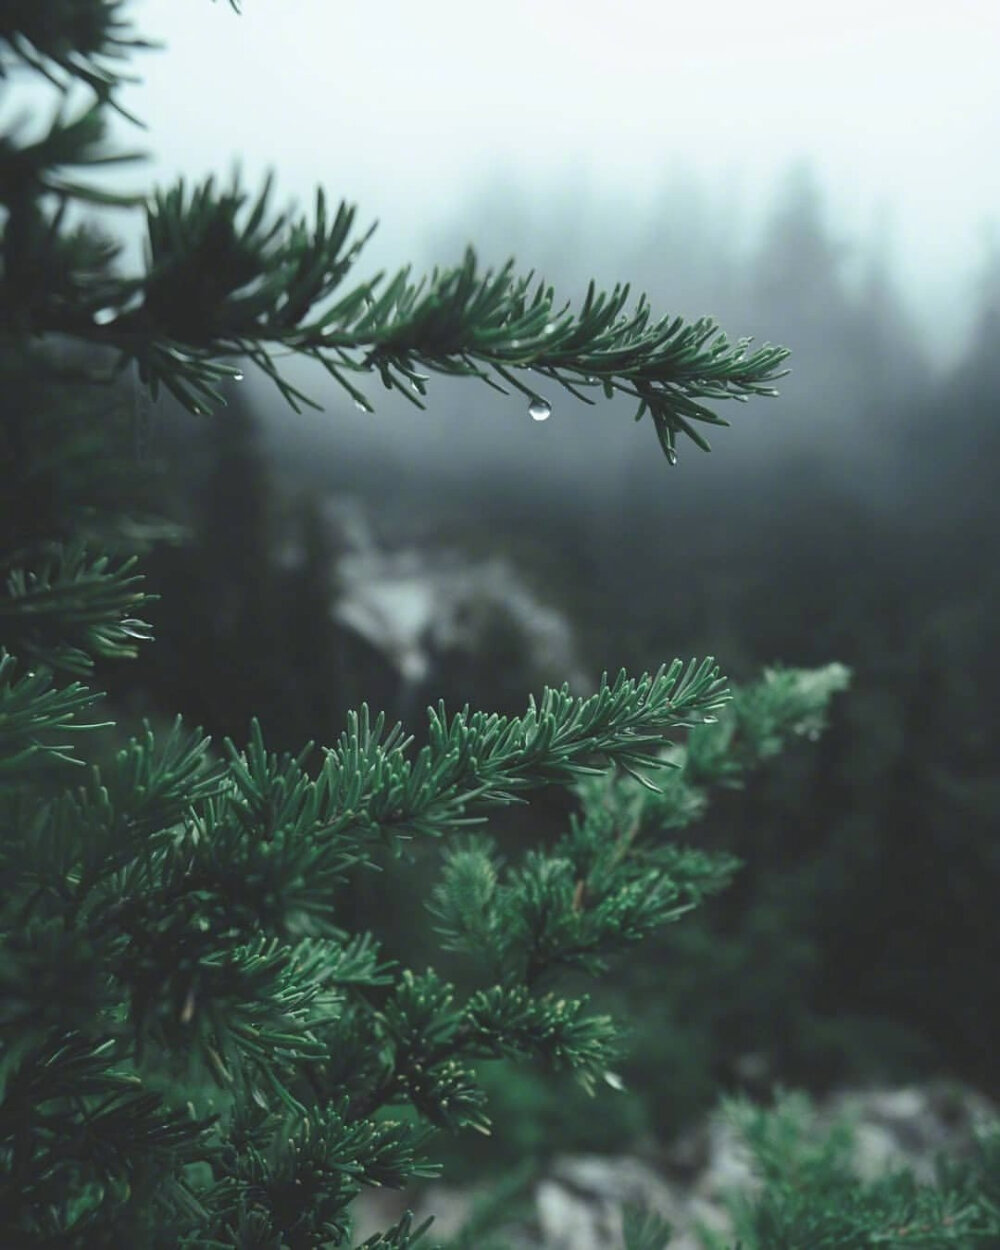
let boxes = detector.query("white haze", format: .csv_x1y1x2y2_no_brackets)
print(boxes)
115,0,1000,366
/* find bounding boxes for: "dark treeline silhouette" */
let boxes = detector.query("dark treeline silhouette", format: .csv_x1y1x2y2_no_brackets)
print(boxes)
105,165,999,1165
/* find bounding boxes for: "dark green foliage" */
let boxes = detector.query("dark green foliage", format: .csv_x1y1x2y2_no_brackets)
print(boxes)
3,552,759,1247
5,4,996,1248
390,173,998,1145
0,0,155,103
697,1092,1000,1249
1,6,793,1242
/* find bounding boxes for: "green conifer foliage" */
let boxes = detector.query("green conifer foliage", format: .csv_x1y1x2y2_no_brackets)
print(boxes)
4,4,993,1248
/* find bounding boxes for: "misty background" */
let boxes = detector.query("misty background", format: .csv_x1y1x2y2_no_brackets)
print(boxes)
77,0,1000,1167
105,0,999,554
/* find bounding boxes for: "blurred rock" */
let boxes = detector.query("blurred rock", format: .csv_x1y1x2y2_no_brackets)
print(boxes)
818,1080,998,1185
536,1157,686,1250
324,496,592,708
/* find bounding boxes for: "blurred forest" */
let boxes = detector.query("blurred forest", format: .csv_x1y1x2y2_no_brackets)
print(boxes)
93,164,999,1176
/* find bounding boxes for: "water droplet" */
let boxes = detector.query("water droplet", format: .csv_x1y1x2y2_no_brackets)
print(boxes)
666,447,678,466
702,715,719,724
528,396,552,422
93,307,117,325
232,371,244,382
354,400,368,413
118,619,149,639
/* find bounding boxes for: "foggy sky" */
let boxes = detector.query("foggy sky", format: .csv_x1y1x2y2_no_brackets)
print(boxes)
114,0,1000,363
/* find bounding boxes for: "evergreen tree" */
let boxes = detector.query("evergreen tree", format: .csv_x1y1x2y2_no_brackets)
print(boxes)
3,4,995,1248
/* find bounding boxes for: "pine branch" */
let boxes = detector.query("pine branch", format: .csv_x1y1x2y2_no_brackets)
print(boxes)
345,968,622,1133
0,100,146,207
354,1210,436,1250
3,165,789,463
684,660,852,786
0,1031,216,1238
621,1202,675,1250
461,983,620,1091
566,663,852,865
0,653,107,776
1,542,153,675
209,660,728,890
92,665,729,1137
50,666,725,1107
426,664,847,992
700,1093,1000,1249
28,719,222,911
0,0,158,106
431,835,729,990
136,211,789,463
0,0,790,467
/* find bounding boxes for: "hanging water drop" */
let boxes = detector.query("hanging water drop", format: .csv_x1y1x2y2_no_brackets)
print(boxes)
354,400,369,413
232,371,244,382
93,307,117,325
528,396,552,422
702,715,719,724
666,447,678,466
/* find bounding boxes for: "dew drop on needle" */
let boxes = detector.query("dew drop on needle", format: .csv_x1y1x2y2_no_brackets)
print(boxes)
528,396,552,422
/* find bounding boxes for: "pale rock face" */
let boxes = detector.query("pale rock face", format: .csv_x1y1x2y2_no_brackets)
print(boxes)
350,1080,997,1249
536,1179,608,1250
819,1082,998,1186
691,1116,759,1199
536,1157,687,1250
323,498,592,697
